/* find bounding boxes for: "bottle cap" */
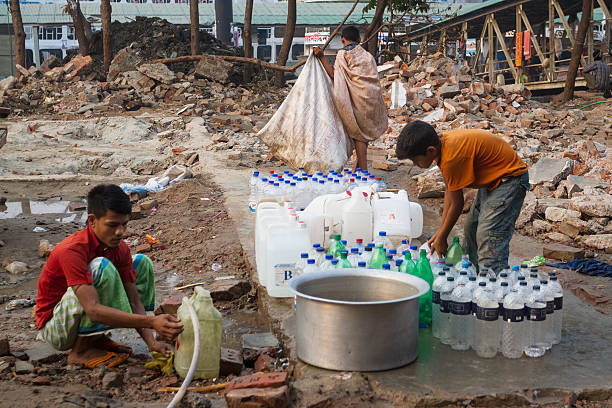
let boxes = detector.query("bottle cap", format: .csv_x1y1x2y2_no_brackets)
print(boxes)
365,246,372,252
530,268,538,272
501,282,509,286
340,250,348,255
334,234,341,240
317,248,324,252
479,282,486,286
462,262,470,268
379,231,387,236
307,259,315,264
479,272,487,277
253,171,259,176
447,276,455,281
469,277,476,281
500,273,508,277
331,259,338,265
402,239,408,244
356,239,363,243
358,262,366,267
489,277,497,282
550,276,558,281
367,243,375,248
410,245,418,250
521,264,528,268
484,263,492,268
382,264,391,270
533,285,541,290
389,249,397,255
517,276,525,280
396,259,403,266
325,254,333,260
313,243,321,248
438,271,446,276
512,265,520,270
351,248,359,253
460,271,467,275
300,253,308,258
540,280,548,284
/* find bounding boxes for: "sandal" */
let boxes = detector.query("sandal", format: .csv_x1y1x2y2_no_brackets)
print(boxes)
84,351,130,369
94,336,133,355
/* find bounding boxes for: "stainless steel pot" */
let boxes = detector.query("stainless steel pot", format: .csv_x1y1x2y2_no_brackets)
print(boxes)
288,269,430,371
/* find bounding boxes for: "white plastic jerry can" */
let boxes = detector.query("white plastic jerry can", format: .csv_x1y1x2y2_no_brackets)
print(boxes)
372,190,423,239
255,202,283,286
341,189,373,245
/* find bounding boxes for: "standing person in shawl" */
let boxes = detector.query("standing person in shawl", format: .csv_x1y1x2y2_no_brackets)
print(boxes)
314,26,388,171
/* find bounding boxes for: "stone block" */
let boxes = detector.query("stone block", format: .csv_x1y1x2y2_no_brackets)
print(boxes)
195,56,234,84
439,84,460,98
226,386,288,408
102,371,124,389
580,234,612,252
0,76,16,91
64,54,93,80
242,333,280,365
570,195,612,217
227,372,288,391
515,194,537,228
154,295,182,317
38,240,53,258
40,54,60,73
5,261,28,274
545,207,581,222
559,221,581,238
210,279,251,301
372,160,397,172
547,232,573,245
108,46,144,81
25,343,61,365
536,198,570,215
543,244,584,261
529,158,573,186
533,219,553,234
567,175,610,190
138,63,176,85
220,348,243,377
15,360,34,374
0,335,9,356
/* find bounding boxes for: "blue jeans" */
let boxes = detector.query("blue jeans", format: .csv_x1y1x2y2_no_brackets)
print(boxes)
464,172,530,273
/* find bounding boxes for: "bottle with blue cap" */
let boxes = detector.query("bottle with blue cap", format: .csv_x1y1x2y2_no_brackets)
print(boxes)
347,248,361,267
303,259,319,275
382,264,391,271
357,261,367,270
248,171,260,212
359,244,374,265
296,253,309,275
319,254,334,270
374,231,393,251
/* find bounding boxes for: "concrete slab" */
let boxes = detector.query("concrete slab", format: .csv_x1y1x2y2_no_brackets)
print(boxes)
197,145,612,402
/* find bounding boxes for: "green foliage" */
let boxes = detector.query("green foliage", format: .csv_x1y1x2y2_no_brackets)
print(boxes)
362,0,430,15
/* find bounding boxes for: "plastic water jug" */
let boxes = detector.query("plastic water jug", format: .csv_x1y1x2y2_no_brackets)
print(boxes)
341,190,373,245
301,191,352,248
372,190,423,239
263,222,311,297
174,287,222,379
255,202,284,284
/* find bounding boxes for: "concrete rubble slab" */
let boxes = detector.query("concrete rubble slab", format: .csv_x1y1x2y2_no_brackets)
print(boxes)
529,158,574,186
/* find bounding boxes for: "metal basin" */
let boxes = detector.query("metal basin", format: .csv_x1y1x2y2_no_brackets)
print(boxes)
288,269,430,371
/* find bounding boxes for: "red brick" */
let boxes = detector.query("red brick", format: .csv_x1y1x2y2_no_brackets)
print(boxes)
226,372,287,391
134,243,151,254
226,385,288,408
254,354,275,372
220,348,243,376
154,295,182,317
65,54,93,80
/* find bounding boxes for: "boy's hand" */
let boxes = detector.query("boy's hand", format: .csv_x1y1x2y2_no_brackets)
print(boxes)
313,47,324,58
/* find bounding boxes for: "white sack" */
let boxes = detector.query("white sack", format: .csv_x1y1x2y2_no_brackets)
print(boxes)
257,54,352,173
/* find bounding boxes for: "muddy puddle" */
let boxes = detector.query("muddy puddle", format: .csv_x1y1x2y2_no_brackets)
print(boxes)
0,198,87,224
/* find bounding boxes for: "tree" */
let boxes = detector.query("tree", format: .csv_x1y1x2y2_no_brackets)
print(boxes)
100,0,112,73
362,0,429,58
190,0,199,55
9,0,25,69
558,0,592,102
274,0,296,86
64,0,92,56
243,0,254,81
215,0,232,44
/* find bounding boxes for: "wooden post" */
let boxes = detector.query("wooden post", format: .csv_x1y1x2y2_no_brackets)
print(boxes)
440,29,447,55
552,0,587,67
520,8,552,81
420,35,427,57
491,16,519,82
488,14,495,84
516,5,523,84
587,0,594,64
548,0,556,80
473,17,489,73
462,22,468,61
600,0,612,62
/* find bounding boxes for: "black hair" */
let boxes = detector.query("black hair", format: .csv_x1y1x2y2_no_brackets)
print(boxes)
594,50,602,61
87,184,132,218
396,120,441,160
341,26,360,43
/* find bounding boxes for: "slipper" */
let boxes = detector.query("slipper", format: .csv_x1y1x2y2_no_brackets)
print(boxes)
84,351,130,369
94,336,133,355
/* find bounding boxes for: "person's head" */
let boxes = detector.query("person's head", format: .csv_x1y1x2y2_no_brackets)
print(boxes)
395,120,441,168
87,184,132,248
594,50,602,61
340,26,360,46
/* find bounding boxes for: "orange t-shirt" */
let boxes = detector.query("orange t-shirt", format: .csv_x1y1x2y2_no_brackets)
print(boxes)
437,129,527,191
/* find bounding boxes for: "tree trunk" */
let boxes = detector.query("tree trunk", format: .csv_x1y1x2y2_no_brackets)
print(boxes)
190,0,199,55
9,0,25,69
101,0,112,74
363,0,386,58
559,0,592,102
215,0,233,44
274,0,296,86
243,0,254,81
67,0,90,55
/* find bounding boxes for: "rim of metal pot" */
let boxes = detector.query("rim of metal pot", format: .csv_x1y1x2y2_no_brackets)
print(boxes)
288,268,430,306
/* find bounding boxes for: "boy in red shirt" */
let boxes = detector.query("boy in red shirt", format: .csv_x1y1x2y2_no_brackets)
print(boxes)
36,184,183,368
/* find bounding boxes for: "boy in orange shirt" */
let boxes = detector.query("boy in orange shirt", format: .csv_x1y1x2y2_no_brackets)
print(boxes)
396,121,529,273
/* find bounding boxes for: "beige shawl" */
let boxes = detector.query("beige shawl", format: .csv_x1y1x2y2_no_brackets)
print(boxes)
333,45,388,143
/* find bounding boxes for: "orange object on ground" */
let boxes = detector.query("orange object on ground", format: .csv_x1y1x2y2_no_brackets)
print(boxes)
84,351,130,369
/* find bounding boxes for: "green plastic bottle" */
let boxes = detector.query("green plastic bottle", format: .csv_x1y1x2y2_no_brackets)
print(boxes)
327,234,346,259
399,251,417,275
414,249,434,327
446,237,464,267
336,250,353,268
174,287,222,379
368,244,387,269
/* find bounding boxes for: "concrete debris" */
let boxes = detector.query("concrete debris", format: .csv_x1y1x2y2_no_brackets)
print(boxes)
38,240,53,258
5,298,35,311
242,333,280,366
102,371,124,389
220,348,244,377
5,261,29,274
0,335,9,356
225,385,289,408
529,158,574,186
412,166,445,199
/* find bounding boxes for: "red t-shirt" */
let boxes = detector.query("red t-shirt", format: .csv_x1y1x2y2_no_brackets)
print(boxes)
35,225,135,329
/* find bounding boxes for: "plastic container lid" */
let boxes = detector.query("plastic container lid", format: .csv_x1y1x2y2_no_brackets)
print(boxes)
316,248,325,253
520,281,527,285
501,282,509,286
443,267,451,271
300,253,308,259
367,243,375,248
512,265,520,271
307,259,315,264
365,246,373,252
469,277,476,281
351,248,359,253
520,264,528,268
379,231,387,236
382,264,391,270
389,249,397,255
438,271,446,276
410,245,418,250
356,239,363,243
358,262,366,267
500,273,508,277
253,171,259,176
533,285,541,290
462,262,470,268
479,282,486,286
396,259,403,266
333,234,341,240
489,277,497,282
331,259,339,265
447,276,455,281
325,254,333,260
313,243,321,248
517,276,525,280
460,271,467,275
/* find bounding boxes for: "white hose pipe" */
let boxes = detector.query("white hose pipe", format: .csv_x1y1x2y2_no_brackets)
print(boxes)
167,296,200,408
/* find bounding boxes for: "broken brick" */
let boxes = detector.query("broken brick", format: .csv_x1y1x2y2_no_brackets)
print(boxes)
154,295,182,317
225,386,288,408
220,348,243,377
226,372,287,391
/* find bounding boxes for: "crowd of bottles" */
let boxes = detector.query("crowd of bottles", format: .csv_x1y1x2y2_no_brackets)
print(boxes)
248,168,387,212
292,232,564,359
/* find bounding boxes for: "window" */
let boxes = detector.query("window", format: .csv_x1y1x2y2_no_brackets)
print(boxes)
25,26,32,40
67,26,75,40
257,28,271,45
292,44,304,60
39,27,62,41
257,45,271,62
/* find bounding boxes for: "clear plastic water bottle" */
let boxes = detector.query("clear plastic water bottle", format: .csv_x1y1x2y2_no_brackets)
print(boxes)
524,285,547,358
527,272,540,287
456,270,469,286
540,280,555,349
495,281,510,351
476,272,488,285
433,258,446,277
396,240,409,256
518,264,528,278
386,254,396,270
375,177,387,192
431,271,447,339
450,279,472,350
354,239,365,254
510,265,521,284
374,231,393,251
549,276,563,345
319,254,334,270
303,259,318,275
315,247,326,265
248,171,260,212
348,248,361,267
513,275,526,291
488,277,499,290
517,280,531,298
409,245,419,263
501,287,526,359
473,282,500,358
360,245,374,266
439,276,456,345
309,243,321,260
388,249,398,262
296,253,309,274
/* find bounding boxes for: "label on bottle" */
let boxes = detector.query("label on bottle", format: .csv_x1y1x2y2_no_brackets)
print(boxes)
432,290,440,305
554,296,563,310
450,301,471,315
248,201,257,212
475,305,499,321
525,306,546,321
546,300,555,315
503,307,524,323
273,263,298,286
440,299,451,313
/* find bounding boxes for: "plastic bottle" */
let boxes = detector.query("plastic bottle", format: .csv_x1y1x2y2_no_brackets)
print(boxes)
374,231,393,251
315,247,326,265
513,275,526,291
540,280,555,349
327,234,346,258
319,254,334,270
303,259,318,275
510,265,521,284
175,287,222,379
395,259,404,271
524,285,547,358
354,239,365,254
473,282,500,358
456,270,469,286
375,177,387,192
347,248,360,267
432,258,446,277
399,251,416,275
388,249,398,261
248,171,260,212
446,237,464,266
431,271,446,339
386,254,396,270
439,276,455,345
409,245,419,263
360,245,374,266
336,250,353,269
501,287,526,359
549,276,563,345
396,239,409,256
495,281,510,351
527,272,540,287
368,244,387,269
519,264,529,279
308,243,322,260
450,279,472,350
415,249,434,327
296,253,309,275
